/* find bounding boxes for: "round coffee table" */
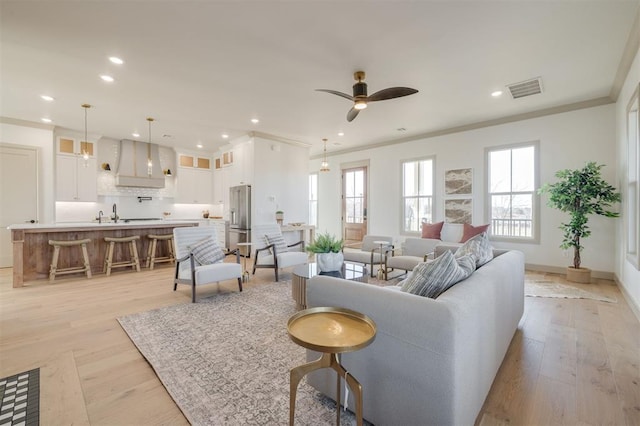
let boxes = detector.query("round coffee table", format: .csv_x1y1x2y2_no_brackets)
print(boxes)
291,262,368,310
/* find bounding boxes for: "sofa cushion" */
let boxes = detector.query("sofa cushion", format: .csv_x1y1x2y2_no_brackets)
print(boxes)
400,250,476,298
265,233,289,254
460,223,490,242
190,236,226,265
455,232,493,267
421,221,444,239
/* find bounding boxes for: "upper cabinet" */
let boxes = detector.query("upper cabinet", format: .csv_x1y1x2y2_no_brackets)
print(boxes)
179,154,210,170
56,155,97,201
176,153,213,204
55,136,97,201
57,136,95,157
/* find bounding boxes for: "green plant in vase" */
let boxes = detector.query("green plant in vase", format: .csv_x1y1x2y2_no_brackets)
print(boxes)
538,162,620,283
306,232,344,272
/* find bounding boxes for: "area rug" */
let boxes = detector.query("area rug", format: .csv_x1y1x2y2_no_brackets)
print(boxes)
118,282,362,425
525,280,617,303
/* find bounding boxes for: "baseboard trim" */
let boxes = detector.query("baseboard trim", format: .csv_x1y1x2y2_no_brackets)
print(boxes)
614,273,640,322
525,263,614,280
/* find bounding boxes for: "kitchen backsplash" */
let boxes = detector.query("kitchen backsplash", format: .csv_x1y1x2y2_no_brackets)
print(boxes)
55,196,222,222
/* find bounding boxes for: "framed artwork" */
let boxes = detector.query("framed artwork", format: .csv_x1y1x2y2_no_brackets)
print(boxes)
445,168,472,195
445,199,472,224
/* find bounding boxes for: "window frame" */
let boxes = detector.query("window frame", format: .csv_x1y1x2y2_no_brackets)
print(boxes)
308,172,318,228
626,84,640,269
485,141,540,243
400,155,435,235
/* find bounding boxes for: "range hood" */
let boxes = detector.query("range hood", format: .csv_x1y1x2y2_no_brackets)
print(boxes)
115,139,165,188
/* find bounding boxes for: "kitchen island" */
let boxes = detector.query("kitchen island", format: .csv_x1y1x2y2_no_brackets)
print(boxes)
8,221,198,287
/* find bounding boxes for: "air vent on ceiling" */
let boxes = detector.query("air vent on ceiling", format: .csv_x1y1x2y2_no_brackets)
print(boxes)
507,77,543,99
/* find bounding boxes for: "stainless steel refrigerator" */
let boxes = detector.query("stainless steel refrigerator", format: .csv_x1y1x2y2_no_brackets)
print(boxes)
228,184,251,255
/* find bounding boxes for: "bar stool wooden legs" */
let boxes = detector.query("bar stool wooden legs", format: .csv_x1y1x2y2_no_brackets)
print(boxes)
48,239,92,281
146,234,175,269
104,236,141,276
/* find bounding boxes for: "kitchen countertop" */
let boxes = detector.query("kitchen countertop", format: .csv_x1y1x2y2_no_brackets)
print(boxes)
8,220,199,231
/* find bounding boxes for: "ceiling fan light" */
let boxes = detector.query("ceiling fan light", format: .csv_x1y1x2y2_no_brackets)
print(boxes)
354,100,367,110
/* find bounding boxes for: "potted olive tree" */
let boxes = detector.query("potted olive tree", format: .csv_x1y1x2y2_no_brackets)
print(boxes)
306,232,344,272
538,162,620,283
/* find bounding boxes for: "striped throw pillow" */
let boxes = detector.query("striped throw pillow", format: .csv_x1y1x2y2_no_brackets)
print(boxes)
455,232,493,267
265,233,289,254
190,237,226,265
400,250,476,298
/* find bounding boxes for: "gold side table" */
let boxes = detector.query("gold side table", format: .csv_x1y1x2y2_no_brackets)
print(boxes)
287,307,376,426
236,242,252,282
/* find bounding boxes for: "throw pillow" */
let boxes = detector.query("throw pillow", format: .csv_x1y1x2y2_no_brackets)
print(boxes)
400,251,476,298
265,233,289,254
421,221,444,239
459,223,490,243
455,232,493,268
190,236,226,265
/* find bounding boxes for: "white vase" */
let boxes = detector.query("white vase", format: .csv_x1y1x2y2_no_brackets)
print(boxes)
316,252,344,273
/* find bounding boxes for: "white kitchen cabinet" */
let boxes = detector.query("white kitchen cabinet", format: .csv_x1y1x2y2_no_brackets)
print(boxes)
228,142,253,186
56,155,97,201
57,136,95,157
213,168,227,205
176,167,212,204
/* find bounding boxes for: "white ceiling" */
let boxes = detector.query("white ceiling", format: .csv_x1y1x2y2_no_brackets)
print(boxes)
1,1,638,156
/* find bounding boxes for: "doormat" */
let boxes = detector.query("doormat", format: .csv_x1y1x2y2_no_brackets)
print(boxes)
0,368,39,426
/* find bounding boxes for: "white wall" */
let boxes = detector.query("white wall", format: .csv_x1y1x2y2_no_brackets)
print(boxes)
615,45,640,313
252,136,310,228
0,122,55,223
312,104,618,274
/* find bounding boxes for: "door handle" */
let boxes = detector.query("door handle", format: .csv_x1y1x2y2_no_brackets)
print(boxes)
25,219,37,223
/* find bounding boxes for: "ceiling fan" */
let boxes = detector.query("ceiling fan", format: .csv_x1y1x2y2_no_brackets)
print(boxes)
316,71,418,122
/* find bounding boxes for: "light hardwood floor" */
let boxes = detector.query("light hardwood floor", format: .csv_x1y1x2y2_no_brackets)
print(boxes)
0,264,638,425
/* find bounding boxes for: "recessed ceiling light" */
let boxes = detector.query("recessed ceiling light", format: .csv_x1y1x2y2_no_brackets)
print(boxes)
100,75,114,82
338,132,344,137
491,90,503,97
41,117,52,123
109,56,124,65
251,118,259,124
197,144,203,149
132,132,140,138
221,133,229,139
40,95,54,102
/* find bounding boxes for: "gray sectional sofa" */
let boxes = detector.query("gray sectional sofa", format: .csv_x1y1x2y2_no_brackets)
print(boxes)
305,248,525,425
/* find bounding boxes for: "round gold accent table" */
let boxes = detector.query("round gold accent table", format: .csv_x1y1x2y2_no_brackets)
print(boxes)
287,307,376,426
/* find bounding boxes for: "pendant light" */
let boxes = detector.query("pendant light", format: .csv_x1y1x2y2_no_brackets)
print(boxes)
320,138,330,172
146,117,154,176
81,104,91,167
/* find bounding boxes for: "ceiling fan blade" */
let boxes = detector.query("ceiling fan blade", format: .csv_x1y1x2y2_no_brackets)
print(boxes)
367,87,418,102
315,89,354,101
347,107,360,122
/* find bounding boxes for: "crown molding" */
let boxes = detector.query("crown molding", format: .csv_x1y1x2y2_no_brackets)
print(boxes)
0,116,54,131
248,131,311,148
310,97,614,160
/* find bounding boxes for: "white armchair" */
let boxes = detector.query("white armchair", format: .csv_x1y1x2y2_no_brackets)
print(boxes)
252,223,308,281
173,226,243,302
384,237,439,280
342,235,393,277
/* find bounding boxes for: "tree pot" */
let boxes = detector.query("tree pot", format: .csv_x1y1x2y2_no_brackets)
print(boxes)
566,266,591,284
316,252,344,273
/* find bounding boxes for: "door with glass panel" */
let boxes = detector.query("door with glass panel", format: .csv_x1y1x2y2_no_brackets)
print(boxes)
342,167,367,244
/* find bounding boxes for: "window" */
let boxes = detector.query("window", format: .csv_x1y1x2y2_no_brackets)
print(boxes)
309,173,318,227
487,143,538,240
402,157,434,233
626,85,639,268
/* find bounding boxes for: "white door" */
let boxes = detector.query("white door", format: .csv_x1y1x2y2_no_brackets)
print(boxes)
0,146,38,267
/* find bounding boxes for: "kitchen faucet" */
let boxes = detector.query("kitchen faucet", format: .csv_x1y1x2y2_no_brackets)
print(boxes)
112,203,118,223
98,210,104,224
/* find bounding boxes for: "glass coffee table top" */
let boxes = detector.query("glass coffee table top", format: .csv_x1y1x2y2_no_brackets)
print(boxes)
293,261,367,281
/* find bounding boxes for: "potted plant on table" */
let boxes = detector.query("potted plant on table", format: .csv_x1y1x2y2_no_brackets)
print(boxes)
305,232,344,272
538,162,621,283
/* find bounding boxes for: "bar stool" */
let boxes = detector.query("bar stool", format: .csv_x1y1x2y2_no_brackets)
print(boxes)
146,234,175,269
104,235,141,276
48,239,92,282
